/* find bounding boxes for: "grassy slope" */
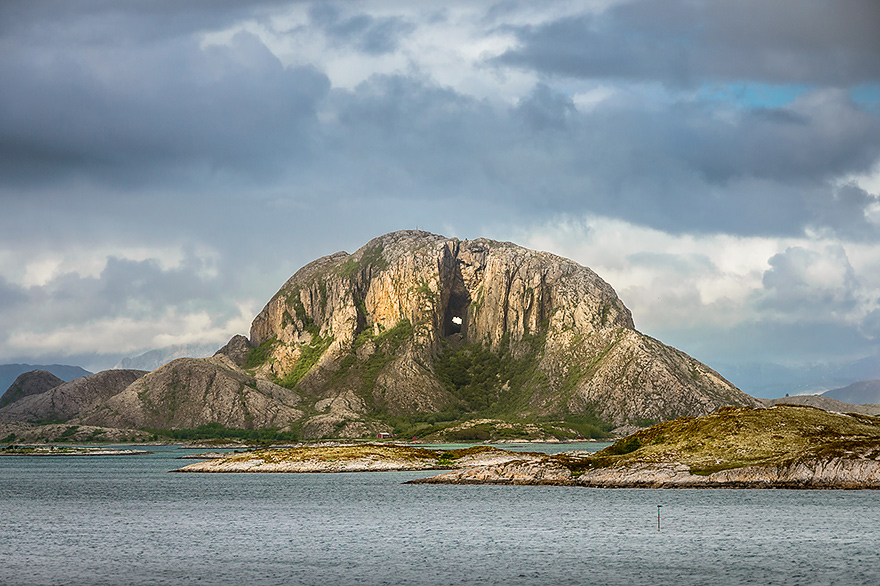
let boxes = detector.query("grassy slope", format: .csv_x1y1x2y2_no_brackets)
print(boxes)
564,405,880,476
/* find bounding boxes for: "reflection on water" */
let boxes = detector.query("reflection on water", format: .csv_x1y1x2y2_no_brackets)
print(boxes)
2,445,879,586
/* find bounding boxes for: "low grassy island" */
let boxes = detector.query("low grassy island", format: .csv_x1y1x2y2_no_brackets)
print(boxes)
1,445,151,456
412,405,880,488
172,444,531,473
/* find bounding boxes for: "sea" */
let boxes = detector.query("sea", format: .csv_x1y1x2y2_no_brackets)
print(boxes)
2,443,879,586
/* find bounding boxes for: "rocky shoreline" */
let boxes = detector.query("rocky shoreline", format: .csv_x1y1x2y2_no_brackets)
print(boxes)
0,445,151,456
172,405,880,488
172,444,528,473
408,457,880,489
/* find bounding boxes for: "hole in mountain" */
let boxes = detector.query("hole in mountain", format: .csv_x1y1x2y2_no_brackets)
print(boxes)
443,290,470,337
449,316,463,334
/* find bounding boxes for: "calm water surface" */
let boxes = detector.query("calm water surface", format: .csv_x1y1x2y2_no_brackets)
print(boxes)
2,444,879,586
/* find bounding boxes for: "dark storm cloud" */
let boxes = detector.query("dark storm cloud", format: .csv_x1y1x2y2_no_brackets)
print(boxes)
1,1,878,242
0,0,296,41
0,276,27,309
307,76,878,240
308,3,415,55
0,13,329,189
496,0,880,86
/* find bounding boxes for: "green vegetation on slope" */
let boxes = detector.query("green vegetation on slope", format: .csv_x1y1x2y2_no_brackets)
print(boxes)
244,337,276,369
277,334,335,389
331,319,414,404
563,405,880,476
434,331,548,414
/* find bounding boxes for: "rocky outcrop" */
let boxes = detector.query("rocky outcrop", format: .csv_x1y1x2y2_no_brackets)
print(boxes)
0,370,64,409
236,230,759,427
173,444,528,473
79,356,303,430
412,405,880,488
3,231,763,439
412,456,880,488
214,335,250,367
0,369,147,423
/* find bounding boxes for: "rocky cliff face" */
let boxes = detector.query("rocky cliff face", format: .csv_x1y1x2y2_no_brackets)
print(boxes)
0,370,64,409
0,370,147,423
226,230,759,428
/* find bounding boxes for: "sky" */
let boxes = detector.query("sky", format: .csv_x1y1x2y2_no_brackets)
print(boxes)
1,0,879,394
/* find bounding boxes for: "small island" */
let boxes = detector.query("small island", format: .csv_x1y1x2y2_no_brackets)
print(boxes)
175,405,880,488
173,444,529,473
1,445,152,456
414,405,880,488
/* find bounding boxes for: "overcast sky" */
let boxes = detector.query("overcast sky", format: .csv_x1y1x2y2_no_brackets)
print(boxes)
1,0,879,390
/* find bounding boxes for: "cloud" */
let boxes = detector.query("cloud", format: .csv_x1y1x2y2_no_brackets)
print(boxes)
0,249,254,364
0,27,330,189
760,245,862,318
308,3,415,55
504,214,880,367
496,0,880,86
0,0,878,375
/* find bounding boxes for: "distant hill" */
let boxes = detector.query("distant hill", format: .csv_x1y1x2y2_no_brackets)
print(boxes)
717,353,880,400
113,343,218,371
0,370,147,423
823,380,880,405
0,370,64,409
758,394,880,416
0,364,91,395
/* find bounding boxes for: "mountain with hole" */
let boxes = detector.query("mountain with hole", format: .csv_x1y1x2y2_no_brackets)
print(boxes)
214,230,760,438
0,230,762,441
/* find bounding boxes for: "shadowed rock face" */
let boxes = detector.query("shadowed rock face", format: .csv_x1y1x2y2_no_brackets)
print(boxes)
0,370,64,409
0,370,147,423
228,230,760,426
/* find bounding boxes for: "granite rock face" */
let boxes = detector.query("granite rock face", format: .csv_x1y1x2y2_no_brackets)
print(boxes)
231,230,759,426
0,370,64,409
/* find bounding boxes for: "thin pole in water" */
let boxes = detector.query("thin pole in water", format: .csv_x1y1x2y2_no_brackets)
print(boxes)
657,505,662,531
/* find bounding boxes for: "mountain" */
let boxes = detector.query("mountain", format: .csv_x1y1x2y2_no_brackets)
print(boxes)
0,370,147,423
219,230,758,433
79,356,307,432
112,343,219,371
0,231,761,439
0,370,64,409
823,380,880,405
0,364,92,394
716,353,880,400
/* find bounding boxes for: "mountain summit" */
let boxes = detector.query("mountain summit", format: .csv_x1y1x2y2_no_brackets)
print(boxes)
217,230,758,435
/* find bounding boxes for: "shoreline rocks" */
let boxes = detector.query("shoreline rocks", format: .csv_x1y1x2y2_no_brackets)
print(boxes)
409,458,880,489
